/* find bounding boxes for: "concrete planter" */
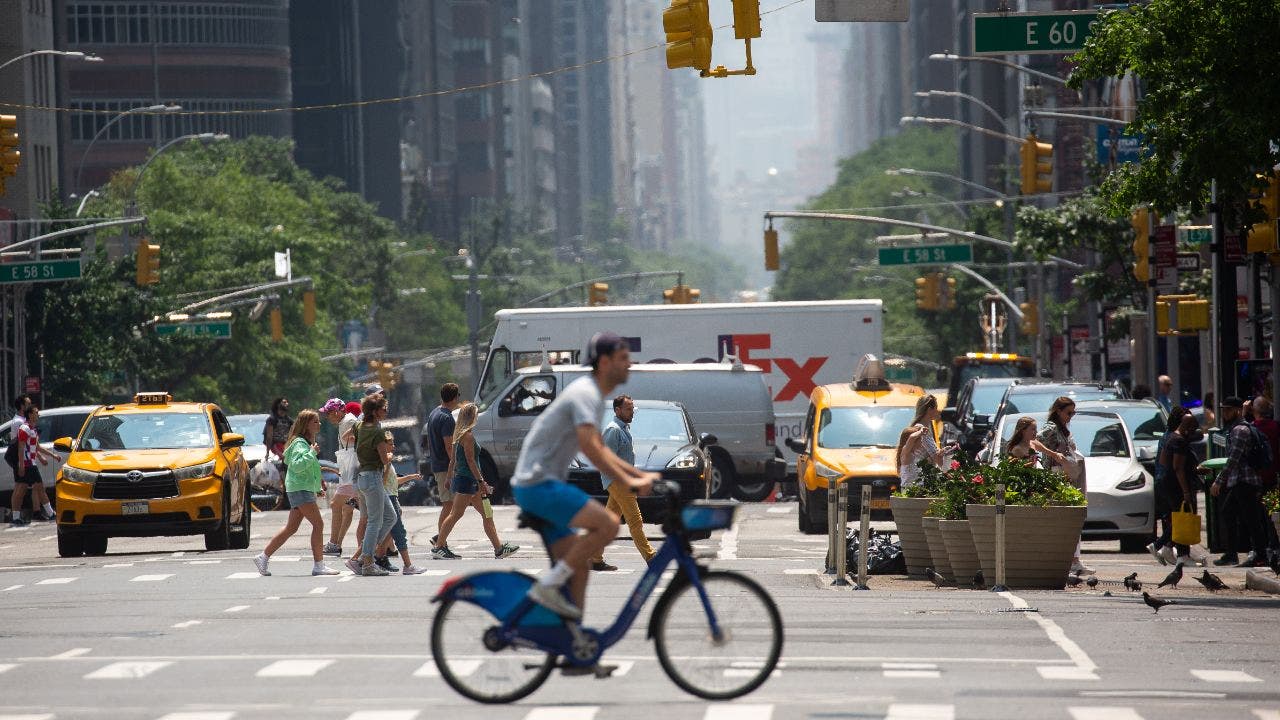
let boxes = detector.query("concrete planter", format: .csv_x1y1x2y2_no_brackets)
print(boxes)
966,504,1087,590
890,496,933,578
939,519,980,585
920,515,954,581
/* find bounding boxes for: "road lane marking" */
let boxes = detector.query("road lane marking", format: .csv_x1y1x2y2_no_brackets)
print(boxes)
1068,708,1144,720
131,574,174,582
187,559,222,565
103,563,134,568
255,659,334,677
51,648,92,659
884,705,954,720
1253,711,1280,720
223,605,249,613
39,535,55,541
1082,691,1225,699
2,585,22,592
423,569,450,576
36,577,77,585
310,586,328,594
156,713,236,720
413,659,479,677
0,714,54,720
1191,669,1263,683
265,596,280,601
783,568,819,575
225,572,261,579
725,668,782,678
0,663,16,674
172,551,186,557
766,506,793,513
883,662,939,678
705,706,772,720
718,518,739,560
1040,666,1101,680
84,660,171,679
1000,591,1099,681
172,620,203,629
524,708,597,720
344,713,419,720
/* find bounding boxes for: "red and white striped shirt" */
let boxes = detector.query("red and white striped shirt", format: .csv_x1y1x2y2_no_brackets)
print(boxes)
16,422,38,472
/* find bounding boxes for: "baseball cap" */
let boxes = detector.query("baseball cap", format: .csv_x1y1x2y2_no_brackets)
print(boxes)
321,398,345,413
364,383,385,397
344,401,362,416
586,331,625,364
1221,396,1244,408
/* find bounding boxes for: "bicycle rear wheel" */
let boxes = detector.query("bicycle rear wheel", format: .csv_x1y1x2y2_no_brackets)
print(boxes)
430,597,555,704
652,570,783,700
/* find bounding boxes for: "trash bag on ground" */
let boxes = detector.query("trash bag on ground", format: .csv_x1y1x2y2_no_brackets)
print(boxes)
844,527,906,574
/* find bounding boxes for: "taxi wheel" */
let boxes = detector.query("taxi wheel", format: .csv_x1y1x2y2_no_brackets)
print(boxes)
708,451,734,499
229,486,251,551
83,533,108,556
57,528,84,558
205,490,232,551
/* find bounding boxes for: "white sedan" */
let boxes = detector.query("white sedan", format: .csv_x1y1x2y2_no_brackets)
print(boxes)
989,411,1155,553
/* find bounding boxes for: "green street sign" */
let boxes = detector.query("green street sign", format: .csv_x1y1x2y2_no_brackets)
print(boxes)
0,259,82,284
878,243,973,266
1179,226,1212,245
973,10,1099,55
155,321,232,339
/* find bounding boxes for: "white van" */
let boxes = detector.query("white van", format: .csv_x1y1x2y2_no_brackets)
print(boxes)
0,405,96,506
473,362,784,501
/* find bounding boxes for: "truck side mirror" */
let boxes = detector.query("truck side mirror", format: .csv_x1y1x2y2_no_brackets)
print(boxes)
784,436,806,453
972,414,992,431
941,407,958,423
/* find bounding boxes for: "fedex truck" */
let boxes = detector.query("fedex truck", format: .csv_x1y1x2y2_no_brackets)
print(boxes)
474,299,884,497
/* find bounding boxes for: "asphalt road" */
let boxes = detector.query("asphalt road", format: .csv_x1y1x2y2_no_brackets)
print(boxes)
2,502,1279,720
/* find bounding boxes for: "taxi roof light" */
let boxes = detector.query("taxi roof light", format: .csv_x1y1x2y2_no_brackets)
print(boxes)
853,354,892,392
134,392,173,405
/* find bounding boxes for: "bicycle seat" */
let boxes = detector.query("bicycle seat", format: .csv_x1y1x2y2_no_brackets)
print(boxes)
517,512,550,532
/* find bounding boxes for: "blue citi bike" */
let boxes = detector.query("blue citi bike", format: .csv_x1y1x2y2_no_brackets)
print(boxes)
429,482,784,703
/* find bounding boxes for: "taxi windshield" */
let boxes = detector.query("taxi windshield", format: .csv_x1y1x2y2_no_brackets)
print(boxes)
79,412,214,451
818,406,917,449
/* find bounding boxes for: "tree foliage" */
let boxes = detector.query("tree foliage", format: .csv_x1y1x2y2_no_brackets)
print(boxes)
1070,1,1280,224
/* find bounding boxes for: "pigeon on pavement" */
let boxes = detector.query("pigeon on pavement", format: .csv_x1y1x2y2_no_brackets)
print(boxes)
1086,575,1099,588
972,569,985,590
925,567,948,587
1123,572,1142,592
1143,592,1174,613
1157,562,1184,589
1065,574,1083,587
1195,570,1228,592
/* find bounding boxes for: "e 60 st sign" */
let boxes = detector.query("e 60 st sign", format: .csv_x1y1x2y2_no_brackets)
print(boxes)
973,10,1099,55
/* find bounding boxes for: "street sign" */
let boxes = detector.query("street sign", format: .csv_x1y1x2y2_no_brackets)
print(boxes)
1096,125,1144,165
1179,225,1212,245
155,321,232,339
973,10,1099,55
1154,225,1177,293
1225,231,1245,264
877,243,973,266
23,375,39,394
1176,253,1201,272
0,258,81,284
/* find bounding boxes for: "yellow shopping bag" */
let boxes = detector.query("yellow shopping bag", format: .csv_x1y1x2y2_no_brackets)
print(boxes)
1171,502,1201,546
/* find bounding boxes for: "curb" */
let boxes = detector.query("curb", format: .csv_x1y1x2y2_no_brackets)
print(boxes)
1245,569,1280,594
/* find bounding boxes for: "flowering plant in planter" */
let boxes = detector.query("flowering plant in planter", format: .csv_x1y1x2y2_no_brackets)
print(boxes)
1264,488,1280,516
918,456,1084,519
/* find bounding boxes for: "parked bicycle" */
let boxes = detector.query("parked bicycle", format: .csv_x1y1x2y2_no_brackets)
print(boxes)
429,481,783,703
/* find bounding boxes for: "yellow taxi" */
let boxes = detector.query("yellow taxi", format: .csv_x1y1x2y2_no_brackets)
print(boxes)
53,392,251,557
784,356,932,534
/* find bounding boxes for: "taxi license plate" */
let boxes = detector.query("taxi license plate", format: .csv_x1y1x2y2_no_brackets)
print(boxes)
121,501,150,515
870,497,891,510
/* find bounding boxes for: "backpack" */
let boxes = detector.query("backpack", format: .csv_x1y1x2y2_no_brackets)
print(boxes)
3,440,16,468
1243,423,1273,471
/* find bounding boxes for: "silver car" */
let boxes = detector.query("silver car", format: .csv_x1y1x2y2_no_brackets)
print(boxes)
990,410,1155,553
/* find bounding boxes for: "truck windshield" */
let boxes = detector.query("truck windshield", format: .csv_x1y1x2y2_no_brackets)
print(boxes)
817,406,917,449
477,348,511,409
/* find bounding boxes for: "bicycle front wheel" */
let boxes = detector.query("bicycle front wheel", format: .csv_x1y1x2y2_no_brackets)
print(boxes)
430,598,556,704
652,570,783,700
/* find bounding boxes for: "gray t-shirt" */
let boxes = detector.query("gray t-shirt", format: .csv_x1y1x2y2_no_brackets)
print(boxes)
511,376,603,487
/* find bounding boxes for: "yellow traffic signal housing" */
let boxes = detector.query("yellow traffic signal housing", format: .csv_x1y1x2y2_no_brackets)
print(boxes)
1179,299,1210,331
369,359,398,389
1155,299,1171,335
764,227,779,271
302,290,316,326
914,275,939,311
1019,133,1053,195
135,241,160,286
1247,173,1280,254
686,287,701,303
731,0,762,39
588,282,609,306
269,308,283,342
0,115,20,181
663,287,676,304
1019,301,1038,335
1131,207,1150,283
663,0,712,72
664,285,699,304
941,276,957,310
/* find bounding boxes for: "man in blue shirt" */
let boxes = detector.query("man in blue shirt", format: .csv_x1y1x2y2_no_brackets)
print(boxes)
591,395,655,571
425,383,462,559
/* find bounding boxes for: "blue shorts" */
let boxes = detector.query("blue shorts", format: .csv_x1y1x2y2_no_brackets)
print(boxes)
451,474,479,496
286,490,318,507
513,480,590,546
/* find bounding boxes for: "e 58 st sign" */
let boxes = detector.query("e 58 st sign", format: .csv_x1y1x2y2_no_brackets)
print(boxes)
973,10,1098,55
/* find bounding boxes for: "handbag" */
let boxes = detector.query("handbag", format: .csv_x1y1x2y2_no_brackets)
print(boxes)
1171,501,1202,546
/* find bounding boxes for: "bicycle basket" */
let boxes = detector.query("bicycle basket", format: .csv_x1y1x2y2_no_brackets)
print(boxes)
680,501,738,531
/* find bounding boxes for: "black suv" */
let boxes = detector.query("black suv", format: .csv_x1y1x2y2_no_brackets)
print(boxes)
941,377,1020,460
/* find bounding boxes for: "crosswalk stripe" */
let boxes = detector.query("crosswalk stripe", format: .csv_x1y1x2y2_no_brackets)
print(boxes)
412,659,479,678
310,587,328,594
612,660,635,677
0,663,17,674
223,605,249,613
36,577,77,585
423,569,450,576
187,560,222,565
766,506,794,513
84,660,171,679
2,584,22,591
884,705,954,720
705,704,772,720
1068,708,1144,720
51,648,91,659
523,708,597,720
883,662,939,679
156,712,237,720
172,620,203,629
1252,711,1280,720
1038,666,1099,680
0,713,55,720
255,659,334,677
103,563,134,568
131,574,174,582
1191,669,1263,683
225,572,261,579
343,712,419,720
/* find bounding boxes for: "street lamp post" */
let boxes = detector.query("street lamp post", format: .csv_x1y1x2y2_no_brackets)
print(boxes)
75,104,182,194
914,90,1008,135
0,50,102,73
928,52,1069,88
126,133,229,215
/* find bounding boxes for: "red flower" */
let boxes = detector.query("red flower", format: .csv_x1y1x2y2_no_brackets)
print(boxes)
972,475,985,484
950,460,961,470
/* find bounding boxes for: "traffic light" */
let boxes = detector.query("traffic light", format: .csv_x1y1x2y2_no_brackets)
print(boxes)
1180,298,1210,331
369,360,398,389
588,282,609,306
685,287,701,303
940,276,957,310
914,274,939,311
1019,301,1038,335
1131,206,1150,283
135,241,160,286
663,0,713,72
1247,172,1280,254
731,0,762,39
269,308,283,342
663,285,699,303
764,227,779,271
0,115,19,195
1019,133,1053,194
302,290,316,326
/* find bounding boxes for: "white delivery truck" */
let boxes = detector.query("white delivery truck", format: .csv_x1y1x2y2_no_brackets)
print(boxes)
474,300,885,498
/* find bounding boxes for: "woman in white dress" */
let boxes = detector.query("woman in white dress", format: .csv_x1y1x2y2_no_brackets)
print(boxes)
896,394,954,488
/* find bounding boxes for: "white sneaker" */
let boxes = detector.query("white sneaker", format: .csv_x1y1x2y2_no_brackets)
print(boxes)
1157,545,1177,566
1146,542,1167,565
1070,559,1095,575
253,553,271,576
527,582,582,620
312,565,340,576
402,564,427,575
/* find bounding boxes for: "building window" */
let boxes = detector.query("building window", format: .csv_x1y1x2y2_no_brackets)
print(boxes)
66,2,288,47
70,98,288,143
458,141,492,171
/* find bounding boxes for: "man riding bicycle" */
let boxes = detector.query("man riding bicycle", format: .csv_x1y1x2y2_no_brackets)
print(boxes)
513,331,657,620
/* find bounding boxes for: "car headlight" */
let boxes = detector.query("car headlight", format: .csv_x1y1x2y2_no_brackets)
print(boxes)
173,461,216,481
1116,473,1146,491
813,459,844,480
667,451,700,470
61,466,98,484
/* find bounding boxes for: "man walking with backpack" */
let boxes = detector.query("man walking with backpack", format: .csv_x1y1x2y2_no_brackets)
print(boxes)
1211,396,1271,567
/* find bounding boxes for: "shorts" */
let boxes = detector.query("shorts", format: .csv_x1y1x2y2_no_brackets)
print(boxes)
331,483,358,499
433,470,454,504
452,474,479,496
513,480,590,547
14,471,40,486
286,490,318,507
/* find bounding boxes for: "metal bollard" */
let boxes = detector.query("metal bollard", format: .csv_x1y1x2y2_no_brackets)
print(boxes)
855,484,871,590
825,476,837,574
991,483,1008,592
833,482,851,586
